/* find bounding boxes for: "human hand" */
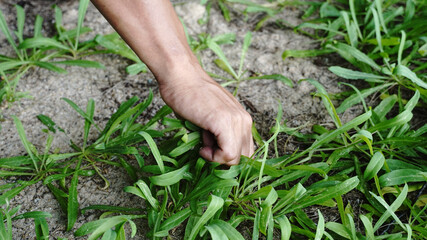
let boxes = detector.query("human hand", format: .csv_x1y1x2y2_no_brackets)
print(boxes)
157,63,254,166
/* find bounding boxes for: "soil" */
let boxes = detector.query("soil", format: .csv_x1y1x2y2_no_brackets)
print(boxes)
0,0,360,239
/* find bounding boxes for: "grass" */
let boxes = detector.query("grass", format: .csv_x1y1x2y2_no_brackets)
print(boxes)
1,0,426,239
0,0,104,115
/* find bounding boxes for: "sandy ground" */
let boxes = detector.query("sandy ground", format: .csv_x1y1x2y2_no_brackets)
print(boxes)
0,0,358,239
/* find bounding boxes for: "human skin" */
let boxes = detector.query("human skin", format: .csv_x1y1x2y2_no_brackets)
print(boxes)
91,0,254,165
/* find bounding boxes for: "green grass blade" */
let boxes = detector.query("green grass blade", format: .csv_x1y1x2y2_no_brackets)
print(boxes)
75,0,90,50
371,6,383,52
349,0,362,40
54,60,105,69
34,62,67,74
0,7,20,58
187,195,224,240
247,74,293,87
288,177,360,212
135,180,159,210
138,131,164,173
15,5,25,43
364,151,385,181
276,215,291,240
18,37,69,50
210,220,245,240
341,11,357,47
67,158,82,231
314,210,325,240
374,0,387,34
360,215,375,239
372,184,408,231
0,61,30,72
12,211,52,221
336,83,393,114
306,79,342,127
169,132,200,157
378,169,426,187
282,49,334,60
398,31,406,66
159,208,191,233
395,65,427,89
329,66,387,80
34,15,43,38
205,223,228,240
83,99,95,147
373,94,398,122
12,116,39,172
207,40,238,79
334,43,381,71
62,98,99,132
238,31,252,77
149,164,190,186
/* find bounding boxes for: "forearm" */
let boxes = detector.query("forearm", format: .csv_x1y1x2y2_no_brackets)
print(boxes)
91,0,198,84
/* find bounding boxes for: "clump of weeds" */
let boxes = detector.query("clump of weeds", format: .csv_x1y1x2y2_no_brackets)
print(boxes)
0,0,104,109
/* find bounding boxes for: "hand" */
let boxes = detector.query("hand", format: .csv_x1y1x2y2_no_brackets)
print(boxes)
158,63,254,166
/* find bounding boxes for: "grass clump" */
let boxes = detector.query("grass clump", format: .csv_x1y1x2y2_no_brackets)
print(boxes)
0,0,104,109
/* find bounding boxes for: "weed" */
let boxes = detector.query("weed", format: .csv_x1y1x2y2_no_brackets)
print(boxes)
0,0,104,108
207,31,293,95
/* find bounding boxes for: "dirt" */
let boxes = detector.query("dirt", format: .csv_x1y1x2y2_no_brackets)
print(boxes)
0,0,358,239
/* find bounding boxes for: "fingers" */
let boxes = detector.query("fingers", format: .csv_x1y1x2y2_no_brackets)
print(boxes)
199,111,254,166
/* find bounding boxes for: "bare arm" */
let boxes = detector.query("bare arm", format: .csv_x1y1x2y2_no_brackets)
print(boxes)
91,0,254,165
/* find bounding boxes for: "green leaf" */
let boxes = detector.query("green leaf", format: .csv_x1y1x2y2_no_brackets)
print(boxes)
12,211,52,221
74,215,142,240
34,15,43,38
360,215,375,239
333,43,381,71
138,131,164,173
205,223,228,240
12,116,39,172
288,177,359,212
83,99,95,147
395,65,427,89
364,152,385,181
159,208,191,233
67,158,81,231
75,0,90,50
149,164,190,186
15,5,25,43
352,130,373,155
372,184,408,231
18,37,69,50
169,132,200,157
314,210,325,240
247,74,293,87
125,180,159,210
186,195,224,240
207,39,238,79
282,49,334,60
54,60,105,69
238,31,252,77
329,66,387,80
336,83,393,114
325,222,350,239
0,6,20,57
0,61,30,72
378,169,426,187
209,220,245,240
34,62,67,74
276,215,291,240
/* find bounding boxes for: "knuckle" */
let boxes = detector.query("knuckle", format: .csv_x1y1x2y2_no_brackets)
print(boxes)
224,150,239,162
